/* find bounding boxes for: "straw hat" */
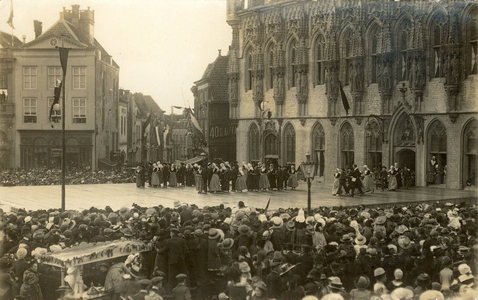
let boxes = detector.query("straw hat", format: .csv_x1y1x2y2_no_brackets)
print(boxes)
398,235,411,249
271,217,283,229
354,276,370,289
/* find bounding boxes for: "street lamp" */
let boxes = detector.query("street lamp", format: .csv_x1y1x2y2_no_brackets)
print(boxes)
301,153,316,215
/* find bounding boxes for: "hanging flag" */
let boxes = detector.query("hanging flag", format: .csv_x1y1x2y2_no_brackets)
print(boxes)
59,47,69,74
339,81,350,115
189,111,205,141
155,126,161,147
7,0,14,29
142,113,151,136
49,80,62,125
163,124,170,149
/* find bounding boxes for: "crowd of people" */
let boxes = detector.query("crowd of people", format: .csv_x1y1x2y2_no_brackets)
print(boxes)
0,198,476,300
134,161,302,193
0,168,135,186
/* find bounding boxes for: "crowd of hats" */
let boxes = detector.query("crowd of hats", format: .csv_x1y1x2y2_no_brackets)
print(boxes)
0,168,135,186
1,200,477,300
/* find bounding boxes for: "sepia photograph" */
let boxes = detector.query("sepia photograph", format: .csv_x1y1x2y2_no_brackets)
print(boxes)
0,0,477,299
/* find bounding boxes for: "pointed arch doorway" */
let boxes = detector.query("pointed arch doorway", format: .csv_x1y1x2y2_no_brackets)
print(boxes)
391,111,417,185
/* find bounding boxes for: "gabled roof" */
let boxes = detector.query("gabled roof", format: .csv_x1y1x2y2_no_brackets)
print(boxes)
0,31,22,48
23,19,91,49
134,94,150,118
202,55,229,102
143,95,163,117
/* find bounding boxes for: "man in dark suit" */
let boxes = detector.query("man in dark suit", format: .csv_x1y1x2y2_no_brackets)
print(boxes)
350,164,364,197
172,274,191,300
157,227,189,291
163,163,170,188
147,162,153,187
201,163,210,194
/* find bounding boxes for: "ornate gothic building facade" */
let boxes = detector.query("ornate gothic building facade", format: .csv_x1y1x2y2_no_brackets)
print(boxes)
226,0,477,189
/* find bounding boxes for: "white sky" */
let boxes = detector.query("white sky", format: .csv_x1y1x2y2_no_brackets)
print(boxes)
0,0,231,111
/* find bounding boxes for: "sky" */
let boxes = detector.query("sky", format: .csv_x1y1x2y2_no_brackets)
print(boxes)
0,0,232,111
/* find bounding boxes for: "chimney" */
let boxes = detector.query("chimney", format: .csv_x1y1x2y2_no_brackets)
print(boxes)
218,49,222,56
22,35,26,44
33,20,42,39
71,4,80,28
79,6,95,44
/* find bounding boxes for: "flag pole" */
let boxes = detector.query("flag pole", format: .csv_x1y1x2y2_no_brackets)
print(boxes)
61,61,66,211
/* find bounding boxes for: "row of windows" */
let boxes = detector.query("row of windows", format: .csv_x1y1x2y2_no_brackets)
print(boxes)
22,66,86,90
23,97,86,124
245,24,477,91
120,115,127,136
247,119,465,171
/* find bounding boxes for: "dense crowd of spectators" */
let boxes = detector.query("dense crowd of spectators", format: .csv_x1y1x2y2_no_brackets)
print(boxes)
0,168,135,186
0,199,477,300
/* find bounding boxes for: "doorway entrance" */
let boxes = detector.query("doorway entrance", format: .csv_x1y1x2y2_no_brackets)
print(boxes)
397,148,416,185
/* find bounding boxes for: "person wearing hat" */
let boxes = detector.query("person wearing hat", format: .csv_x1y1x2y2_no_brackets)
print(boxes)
266,251,285,299
373,267,388,295
207,228,222,272
150,276,166,297
156,228,189,292
133,278,151,300
92,262,110,287
0,257,15,300
350,275,371,300
280,274,305,300
270,217,285,251
14,247,30,288
250,280,268,300
414,273,431,298
438,256,453,292
327,277,348,300
172,274,191,300
19,260,43,300
387,268,405,292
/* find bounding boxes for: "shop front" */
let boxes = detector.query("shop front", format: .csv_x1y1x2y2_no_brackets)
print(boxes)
19,130,93,171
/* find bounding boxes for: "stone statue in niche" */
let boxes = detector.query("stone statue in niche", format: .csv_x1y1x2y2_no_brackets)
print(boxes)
409,59,417,88
451,54,460,85
277,74,284,97
301,73,308,94
254,76,263,98
228,78,237,100
354,63,361,91
383,63,391,89
416,59,425,89
400,120,413,141
296,72,301,92
444,54,451,84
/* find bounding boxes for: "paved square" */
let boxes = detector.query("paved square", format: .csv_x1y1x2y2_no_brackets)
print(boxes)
1,181,476,212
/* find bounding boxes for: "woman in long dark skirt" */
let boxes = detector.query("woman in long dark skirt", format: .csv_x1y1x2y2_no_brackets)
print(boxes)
185,164,195,186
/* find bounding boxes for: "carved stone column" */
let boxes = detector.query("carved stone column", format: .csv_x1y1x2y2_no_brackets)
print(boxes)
252,70,264,105
378,53,394,115
228,73,239,107
295,64,308,104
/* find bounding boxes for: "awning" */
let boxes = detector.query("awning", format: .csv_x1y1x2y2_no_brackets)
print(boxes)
183,156,206,165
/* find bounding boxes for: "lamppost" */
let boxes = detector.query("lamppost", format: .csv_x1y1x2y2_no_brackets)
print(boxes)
301,153,316,215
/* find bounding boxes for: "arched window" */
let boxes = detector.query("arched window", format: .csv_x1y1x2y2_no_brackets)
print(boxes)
340,122,354,169
264,134,278,156
465,8,478,75
397,19,411,81
368,24,380,84
315,35,325,86
431,13,447,78
312,122,325,176
341,30,353,84
428,120,447,184
246,48,253,91
289,39,297,87
366,121,382,171
284,123,296,165
249,123,260,163
463,120,477,186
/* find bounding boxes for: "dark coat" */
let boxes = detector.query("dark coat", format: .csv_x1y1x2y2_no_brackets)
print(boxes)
266,271,284,299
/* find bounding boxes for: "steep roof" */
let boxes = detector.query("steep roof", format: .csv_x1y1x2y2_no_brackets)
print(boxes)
143,95,163,117
0,31,22,48
200,54,229,102
134,94,150,118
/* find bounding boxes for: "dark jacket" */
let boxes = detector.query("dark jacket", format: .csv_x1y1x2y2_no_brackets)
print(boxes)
158,236,189,265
